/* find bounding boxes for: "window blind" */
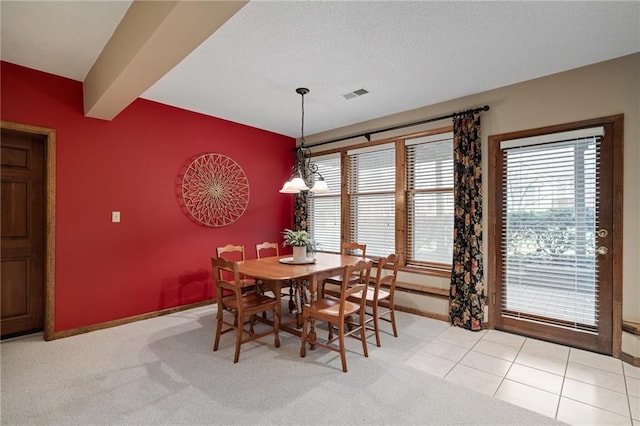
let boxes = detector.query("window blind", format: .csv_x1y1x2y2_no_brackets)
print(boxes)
308,154,341,253
406,135,454,265
501,131,601,331
348,145,395,257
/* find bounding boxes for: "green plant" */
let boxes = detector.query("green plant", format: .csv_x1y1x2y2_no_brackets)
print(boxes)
282,228,316,251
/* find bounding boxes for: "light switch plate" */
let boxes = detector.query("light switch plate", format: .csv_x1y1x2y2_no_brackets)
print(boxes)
112,211,120,223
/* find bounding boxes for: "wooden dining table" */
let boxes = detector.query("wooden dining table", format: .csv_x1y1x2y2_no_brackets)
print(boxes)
237,252,365,339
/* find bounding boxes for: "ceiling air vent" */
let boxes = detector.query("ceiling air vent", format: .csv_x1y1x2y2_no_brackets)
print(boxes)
342,88,369,100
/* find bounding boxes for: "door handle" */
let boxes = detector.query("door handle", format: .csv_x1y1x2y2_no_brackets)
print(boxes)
596,246,608,255
597,229,608,238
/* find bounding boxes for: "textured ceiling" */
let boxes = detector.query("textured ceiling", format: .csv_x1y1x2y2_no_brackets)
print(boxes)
2,1,639,137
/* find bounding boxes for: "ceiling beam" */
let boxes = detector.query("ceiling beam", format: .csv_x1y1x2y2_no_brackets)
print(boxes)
83,0,247,121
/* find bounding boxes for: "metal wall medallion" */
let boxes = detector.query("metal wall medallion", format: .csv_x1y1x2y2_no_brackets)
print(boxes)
180,153,249,227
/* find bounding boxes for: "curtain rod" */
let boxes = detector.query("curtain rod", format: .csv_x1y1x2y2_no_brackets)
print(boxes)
306,104,490,149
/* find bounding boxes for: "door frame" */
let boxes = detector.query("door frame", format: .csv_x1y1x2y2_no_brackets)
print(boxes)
1,120,56,341
487,114,623,357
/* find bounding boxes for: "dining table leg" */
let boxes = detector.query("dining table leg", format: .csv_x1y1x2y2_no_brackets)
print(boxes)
307,275,317,349
293,280,305,328
262,280,282,326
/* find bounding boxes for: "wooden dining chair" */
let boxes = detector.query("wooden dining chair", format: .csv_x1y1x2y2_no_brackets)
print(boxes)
256,241,300,314
320,242,367,298
211,256,280,363
255,241,279,258
347,253,400,347
300,259,372,372
216,244,257,289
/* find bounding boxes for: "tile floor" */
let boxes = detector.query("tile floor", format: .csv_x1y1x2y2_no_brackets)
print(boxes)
405,326,640,425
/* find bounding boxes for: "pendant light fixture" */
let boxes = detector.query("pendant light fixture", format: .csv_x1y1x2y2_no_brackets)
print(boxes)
279,88,330,194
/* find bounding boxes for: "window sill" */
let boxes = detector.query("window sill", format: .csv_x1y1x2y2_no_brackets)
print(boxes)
394,280,450,299
399,264,451,278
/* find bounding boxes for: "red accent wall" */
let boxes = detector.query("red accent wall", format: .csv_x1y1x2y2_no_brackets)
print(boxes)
1,61,295,332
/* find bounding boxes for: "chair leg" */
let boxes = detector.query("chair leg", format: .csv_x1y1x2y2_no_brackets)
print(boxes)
372,304,382,347
249,314,256,334
345,314,354,331
272,306,280,348
327,322,334,341
213,312,223,351
360,311,369,357
233,319,243,363
338,321,347,373
308,318,317,349
389,305,398,337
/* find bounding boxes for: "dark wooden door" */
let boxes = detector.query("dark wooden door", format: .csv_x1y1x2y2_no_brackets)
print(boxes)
1,128,46,338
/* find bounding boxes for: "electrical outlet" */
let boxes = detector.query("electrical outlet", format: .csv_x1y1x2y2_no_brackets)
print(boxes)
112,211,120,223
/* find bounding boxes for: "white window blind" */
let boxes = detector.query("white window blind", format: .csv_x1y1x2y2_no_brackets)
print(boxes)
308,154,341,253
348,145,395,257
406,134,454,265
501,131,601,330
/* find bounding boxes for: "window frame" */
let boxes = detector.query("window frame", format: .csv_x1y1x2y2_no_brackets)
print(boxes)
307,153,342,253
308,125,453,277
405,132,455,269
346,143,397,258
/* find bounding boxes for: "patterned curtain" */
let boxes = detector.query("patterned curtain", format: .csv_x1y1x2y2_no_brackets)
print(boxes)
449,112,485,331
294,192,308,231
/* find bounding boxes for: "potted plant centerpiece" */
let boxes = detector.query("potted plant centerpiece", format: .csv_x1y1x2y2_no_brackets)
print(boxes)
282,228,316,262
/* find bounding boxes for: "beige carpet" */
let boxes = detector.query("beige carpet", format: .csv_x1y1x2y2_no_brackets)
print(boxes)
0,305,563,425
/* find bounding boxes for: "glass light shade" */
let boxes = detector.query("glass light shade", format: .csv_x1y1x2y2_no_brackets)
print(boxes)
279,180,300,194
310,179,329,193
289,176,310,191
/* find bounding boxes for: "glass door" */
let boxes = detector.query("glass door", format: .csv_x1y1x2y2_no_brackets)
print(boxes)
490,117,622,354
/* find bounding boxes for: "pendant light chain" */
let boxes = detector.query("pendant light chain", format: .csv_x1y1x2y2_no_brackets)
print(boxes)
279,87,329,194
299,87,307,148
